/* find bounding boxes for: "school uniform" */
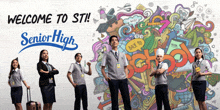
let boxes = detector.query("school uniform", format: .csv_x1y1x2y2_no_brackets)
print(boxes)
155,62,171,110
101,50,131,110
37,61,59,104
9,68,24,104
192,58,211,101
68,62,89,110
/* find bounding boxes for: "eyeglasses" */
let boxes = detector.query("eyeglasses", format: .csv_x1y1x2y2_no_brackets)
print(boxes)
76,55,82,57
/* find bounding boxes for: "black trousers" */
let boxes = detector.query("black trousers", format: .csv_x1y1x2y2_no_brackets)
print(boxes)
74,85,87,110
108,78,131,110
155,85,171,110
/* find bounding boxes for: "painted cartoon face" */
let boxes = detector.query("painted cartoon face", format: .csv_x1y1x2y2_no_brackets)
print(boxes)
106,19,124,36
177,7,189,21
174,24,181,31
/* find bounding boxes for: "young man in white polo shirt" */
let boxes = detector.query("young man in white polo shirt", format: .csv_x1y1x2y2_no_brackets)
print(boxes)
67,53,92,110
101,35,131,110
150,48,171,110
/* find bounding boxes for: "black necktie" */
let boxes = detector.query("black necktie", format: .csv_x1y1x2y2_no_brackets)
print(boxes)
79,64,82,71
157,64,160,69
115,52,118,60
196,60,200,66
155,64,160,78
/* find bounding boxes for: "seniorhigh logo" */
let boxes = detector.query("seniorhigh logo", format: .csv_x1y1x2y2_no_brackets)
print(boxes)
19,29,78,53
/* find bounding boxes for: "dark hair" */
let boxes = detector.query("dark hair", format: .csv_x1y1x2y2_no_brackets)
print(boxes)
39,49,48,63
75,53,82,59
194,48,204,62
109,35,119,44
8,58,20,79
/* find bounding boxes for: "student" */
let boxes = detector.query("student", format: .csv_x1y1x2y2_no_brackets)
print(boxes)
150,48,171,110
67,53,92,110
190,48,212,110
8,58,30,110
101,35,131,110
37,49,59,110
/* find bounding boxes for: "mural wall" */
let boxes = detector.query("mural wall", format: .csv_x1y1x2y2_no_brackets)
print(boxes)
92,3,219,110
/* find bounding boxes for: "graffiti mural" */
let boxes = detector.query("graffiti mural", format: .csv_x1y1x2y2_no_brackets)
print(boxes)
92,3,219,110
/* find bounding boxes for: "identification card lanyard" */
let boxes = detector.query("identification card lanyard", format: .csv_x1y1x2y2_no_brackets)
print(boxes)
197,60,203,67
195,60,203,78
46,63,53,80
111,50,120,68
195,60,203,73
77,63,84,78
81,74,84,78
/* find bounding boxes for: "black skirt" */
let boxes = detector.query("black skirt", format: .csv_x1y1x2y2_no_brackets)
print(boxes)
40,83,56,104
11,86,23,104
192,81,206,101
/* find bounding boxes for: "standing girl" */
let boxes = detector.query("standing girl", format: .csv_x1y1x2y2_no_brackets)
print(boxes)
191,48,212,110
37,50,59,110
8,58,30,110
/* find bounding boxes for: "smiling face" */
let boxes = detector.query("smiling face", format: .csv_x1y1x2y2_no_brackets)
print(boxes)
106,19,124,36
195,49,203,59
156,55,163,63
75,53,82,63
110,37,119,48
41,50,48,62
12,60,19,69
